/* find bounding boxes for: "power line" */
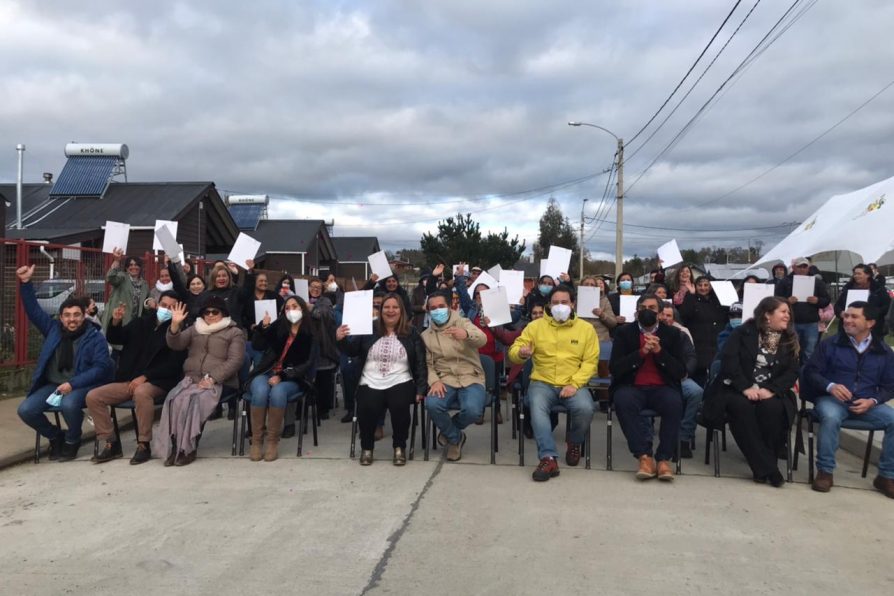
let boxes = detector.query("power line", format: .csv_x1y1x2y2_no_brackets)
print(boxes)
626,0,744,146
624,0,815,194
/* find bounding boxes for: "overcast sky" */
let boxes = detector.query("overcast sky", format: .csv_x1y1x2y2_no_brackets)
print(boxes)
2,0,893,260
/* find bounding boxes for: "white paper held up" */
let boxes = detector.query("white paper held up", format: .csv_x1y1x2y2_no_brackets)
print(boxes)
791,275,816,302
711,281,739,307
153,220,178,252
845,289,870,307
253,300,278,326
468,271,499,298
227,233,262,270
486,264,502,281
343,290,374,335
576,286,601,318
657,239,684,268
155,224,181,261
498,270,525,305
480,287,512,327
742,283,775,321
619,295,638,320
540,246,572,280
368,251,393,279
295,279,310,302
102,221,130,254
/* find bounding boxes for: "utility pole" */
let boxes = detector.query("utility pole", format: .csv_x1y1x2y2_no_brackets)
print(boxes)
579,197,588,280
614,138,624,279
16,144,25,230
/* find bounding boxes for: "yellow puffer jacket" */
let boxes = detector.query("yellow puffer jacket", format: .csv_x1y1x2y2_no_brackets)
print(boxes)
508,314,599,388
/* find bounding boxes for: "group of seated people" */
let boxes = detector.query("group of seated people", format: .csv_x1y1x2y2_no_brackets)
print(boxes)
12,254,894,500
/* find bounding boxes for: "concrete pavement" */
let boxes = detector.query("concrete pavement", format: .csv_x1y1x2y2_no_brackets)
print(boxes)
0,398,891,595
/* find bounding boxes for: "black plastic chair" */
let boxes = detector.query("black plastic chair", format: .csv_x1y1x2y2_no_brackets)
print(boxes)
703,414,792,481
348,400,426,461
793,402,878,483
605,401,683,474
518,396,593,469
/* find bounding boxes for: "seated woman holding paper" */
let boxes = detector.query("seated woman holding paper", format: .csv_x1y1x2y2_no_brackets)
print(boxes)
579,276,617,342
608,271,638,325
679,276,729,387
247,295,318,461
336,294,428,466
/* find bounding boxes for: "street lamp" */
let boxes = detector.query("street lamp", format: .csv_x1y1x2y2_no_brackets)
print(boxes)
568,121,624,279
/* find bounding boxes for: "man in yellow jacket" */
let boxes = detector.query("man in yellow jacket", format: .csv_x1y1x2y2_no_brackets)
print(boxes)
509,285,598,481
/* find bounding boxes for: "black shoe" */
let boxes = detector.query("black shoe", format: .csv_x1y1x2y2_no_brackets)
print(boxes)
340,411,353,423
227,407,236,421
281,424,296,439
319,410,330,421
174,450,196,466
93,440,123,464
679,442,693,459
47,434,65,461
209,405,223,421
58,441,80,462
768,469,785,487
130,442,151,465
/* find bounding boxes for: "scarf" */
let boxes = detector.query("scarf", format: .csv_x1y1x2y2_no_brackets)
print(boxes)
759,329,782,355
130,277,143,313
58,322,88,371
194,317,232,335
156,280,173,292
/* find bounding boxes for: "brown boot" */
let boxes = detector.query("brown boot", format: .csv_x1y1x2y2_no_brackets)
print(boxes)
264,407,285,462
636,455,657,480
812,470,833,493
873,475,894,499
249,406,266,462
657,460,674,481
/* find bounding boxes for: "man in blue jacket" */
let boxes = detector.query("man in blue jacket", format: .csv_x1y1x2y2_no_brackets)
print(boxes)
801,301,894,498
15,265,114,461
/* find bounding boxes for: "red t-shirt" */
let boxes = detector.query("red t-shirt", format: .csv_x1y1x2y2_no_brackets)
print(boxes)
634,333,665,387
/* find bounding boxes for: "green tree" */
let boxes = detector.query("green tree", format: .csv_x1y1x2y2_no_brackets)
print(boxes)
533,198,581,277
420,213,525,270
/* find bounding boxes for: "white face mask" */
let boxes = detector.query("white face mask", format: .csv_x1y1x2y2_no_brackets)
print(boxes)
285,309,303,324
326,282,338,293
550,303,572,322
156,280,173,292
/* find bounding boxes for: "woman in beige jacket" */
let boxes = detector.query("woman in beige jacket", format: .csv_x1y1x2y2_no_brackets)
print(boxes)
152,296,245,466
579,276,617,342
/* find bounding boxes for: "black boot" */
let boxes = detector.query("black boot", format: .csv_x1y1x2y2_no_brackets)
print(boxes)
93,439,123,464
58,441,80,462
48,434,65,461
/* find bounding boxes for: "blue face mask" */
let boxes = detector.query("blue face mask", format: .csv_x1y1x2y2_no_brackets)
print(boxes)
538,284,553,296
619,280,633,291
156,307,173,323
430,307,450,325
730,318,743,328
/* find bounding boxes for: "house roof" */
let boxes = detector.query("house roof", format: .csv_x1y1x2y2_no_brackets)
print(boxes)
254,219,336,260
331,236,380,262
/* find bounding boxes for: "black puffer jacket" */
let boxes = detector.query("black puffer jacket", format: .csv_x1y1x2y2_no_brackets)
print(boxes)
679,291,729,370
250,318,318,383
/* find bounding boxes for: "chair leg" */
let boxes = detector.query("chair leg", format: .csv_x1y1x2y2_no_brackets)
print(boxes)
34,430,40,464
606,403,613,471
713,428,721,477
807,416,815,484
296,398,305,457
792,412,803,471
230,400,239,457
511,389,518,440
518,403,525,466
238,400,248,456
349,399,359,459
721,427,727,451
424,417,432,461
111,408,121,445
785,431,793,483
311,398,319,446
131,407,139,445
704,426,712,465
585,424,591,470
862,430,874,478
420,405,427,460
409,402,417,461
490,400,497,465
676,439,682,475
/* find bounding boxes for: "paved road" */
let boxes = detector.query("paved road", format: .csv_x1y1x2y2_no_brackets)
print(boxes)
0,406,890,595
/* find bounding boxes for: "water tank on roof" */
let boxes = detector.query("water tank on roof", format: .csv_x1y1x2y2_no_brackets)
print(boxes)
227,194,270,205
64,143,129,159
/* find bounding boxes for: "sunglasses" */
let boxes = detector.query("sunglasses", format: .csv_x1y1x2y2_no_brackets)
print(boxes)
202,308,222,316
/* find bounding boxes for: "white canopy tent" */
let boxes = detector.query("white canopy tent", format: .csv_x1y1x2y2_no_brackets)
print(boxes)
757,174,894,270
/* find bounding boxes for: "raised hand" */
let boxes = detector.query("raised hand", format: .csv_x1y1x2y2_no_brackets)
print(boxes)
369,273,380,283
432,263,445,277
16,265,35,284
245,258,255,271
335,324,351,341
262,311,272,327
170,301,188,331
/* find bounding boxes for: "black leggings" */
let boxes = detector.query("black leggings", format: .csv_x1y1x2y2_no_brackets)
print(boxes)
357,380,415,450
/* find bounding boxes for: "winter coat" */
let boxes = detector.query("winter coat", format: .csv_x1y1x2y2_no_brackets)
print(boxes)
775,274,831,324
308,296,340,369
21,282,114,394
608,322,689,399
421,309,487,388
106,312,186,391
338,326,428,396
166,320,245,388
801,331,894,405
678,291,729,370
250,319,318,384
101,267,149,332
508,314,599,389
239,272,282,331
833,280,891,335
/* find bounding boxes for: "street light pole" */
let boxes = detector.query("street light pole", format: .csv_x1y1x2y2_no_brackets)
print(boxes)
579,197,588,279
568,122,624,278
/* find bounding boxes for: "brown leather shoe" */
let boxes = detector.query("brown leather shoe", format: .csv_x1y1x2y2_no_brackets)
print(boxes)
359,450,373,466
657,460,674,482
565,443,582,467
636,455,657,480
873,475,894,499
812,470,833,493
446,432,466,462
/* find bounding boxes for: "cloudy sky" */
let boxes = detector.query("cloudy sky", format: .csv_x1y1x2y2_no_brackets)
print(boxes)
2,0,893,260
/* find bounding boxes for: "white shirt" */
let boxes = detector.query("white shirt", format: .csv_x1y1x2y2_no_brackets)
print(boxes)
360,335,412,390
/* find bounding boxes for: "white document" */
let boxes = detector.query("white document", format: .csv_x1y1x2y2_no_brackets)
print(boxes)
619,295,638,320
253,299,278,326
468,271,499,298
479,286,512,327
540,246,573,280
102,221,130,254
155,224,181,261
368,251,393,279
486,264,502,281
153,220,178,252
342,290,374,335
576,286,601,318
657,239,684,268
452,264,465,276
845,289,870,307
711,281,739,307
791,275,816,302
295,279,309,302
742,283,775,321
498,270,525,305
227,233,261,270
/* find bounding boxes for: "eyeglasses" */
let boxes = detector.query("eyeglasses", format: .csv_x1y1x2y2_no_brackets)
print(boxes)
202,308,221,316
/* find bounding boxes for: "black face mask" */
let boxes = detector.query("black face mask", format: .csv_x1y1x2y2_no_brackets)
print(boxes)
637,309,658,328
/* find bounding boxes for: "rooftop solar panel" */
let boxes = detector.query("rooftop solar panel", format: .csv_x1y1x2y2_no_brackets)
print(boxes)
49,156,118,197
229,203,265,230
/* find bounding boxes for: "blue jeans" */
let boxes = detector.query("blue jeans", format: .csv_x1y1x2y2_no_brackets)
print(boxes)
795,323,819,364
814,395,894,479
18,383,90,443
525,381,594,459
249,373,301,409
425,383,486,445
